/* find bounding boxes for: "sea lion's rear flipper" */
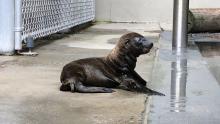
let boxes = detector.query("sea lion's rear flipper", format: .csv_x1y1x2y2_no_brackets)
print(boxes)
60,78,76,92
75,82,115,93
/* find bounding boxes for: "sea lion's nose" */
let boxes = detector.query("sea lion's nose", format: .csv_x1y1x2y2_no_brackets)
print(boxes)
149,43,153,48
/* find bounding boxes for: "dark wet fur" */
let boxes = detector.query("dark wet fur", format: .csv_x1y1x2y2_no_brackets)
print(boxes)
60,32,165,96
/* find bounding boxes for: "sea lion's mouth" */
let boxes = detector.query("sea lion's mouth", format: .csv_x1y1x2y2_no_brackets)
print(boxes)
142,47,151,54
142,43,153,54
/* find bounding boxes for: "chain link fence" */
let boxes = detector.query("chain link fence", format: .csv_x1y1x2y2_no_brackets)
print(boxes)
22,0,95,40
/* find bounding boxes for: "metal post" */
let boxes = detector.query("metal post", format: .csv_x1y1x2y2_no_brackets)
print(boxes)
15,0,23,50
0,0,15,55
172,0,189,52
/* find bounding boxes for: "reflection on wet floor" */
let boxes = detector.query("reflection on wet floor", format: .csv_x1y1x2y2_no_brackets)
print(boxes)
147,32,220,124
170,54,187,113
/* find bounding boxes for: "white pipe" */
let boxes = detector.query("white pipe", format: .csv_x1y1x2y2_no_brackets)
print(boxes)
0,0,15,55
15,0,23,50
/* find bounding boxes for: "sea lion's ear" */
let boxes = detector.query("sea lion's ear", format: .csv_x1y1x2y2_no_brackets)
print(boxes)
125,39,130,45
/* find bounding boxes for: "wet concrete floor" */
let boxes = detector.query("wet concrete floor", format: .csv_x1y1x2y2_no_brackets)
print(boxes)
0,23,161,124
146,32,220,124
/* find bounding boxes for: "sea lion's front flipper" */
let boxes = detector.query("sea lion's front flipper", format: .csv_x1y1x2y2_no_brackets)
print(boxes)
143,87,165,96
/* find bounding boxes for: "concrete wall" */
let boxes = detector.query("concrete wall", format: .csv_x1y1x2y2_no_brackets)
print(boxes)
95,0,220,23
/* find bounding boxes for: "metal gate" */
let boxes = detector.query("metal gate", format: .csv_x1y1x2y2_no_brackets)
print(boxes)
0,0,95,55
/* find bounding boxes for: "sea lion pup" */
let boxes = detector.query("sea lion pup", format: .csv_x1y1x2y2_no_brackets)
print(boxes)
60,32,164,96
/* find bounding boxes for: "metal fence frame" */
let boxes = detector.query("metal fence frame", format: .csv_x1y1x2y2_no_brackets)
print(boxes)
0,0,95,55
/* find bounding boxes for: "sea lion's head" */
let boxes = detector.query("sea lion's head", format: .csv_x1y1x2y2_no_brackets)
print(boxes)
107,32,153,71
118,32,153,56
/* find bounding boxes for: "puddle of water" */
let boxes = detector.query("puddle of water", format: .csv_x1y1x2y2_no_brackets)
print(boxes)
61,35,119,50
63,42,115,50
147,32,220,124
107,38,119,44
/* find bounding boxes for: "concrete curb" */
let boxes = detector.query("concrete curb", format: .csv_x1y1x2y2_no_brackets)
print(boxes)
142,31,162,124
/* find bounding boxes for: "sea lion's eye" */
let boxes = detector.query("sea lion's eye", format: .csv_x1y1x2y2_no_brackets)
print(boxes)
136,41,142,46
134,37,140,41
